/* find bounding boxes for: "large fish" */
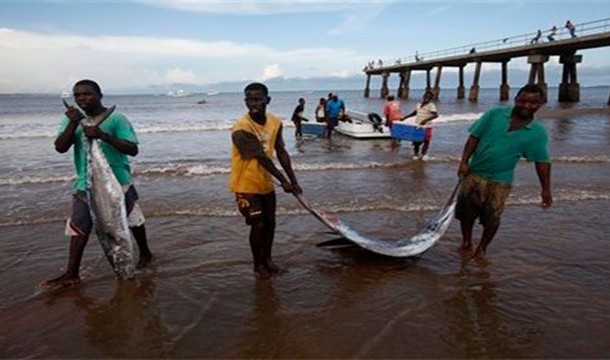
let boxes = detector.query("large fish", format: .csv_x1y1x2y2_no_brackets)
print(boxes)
82,106,136,279
294,181,460,257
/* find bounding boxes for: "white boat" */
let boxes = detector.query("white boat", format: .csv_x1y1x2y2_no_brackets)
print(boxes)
334,110,391,139
60,91,71,99
166,89,194,97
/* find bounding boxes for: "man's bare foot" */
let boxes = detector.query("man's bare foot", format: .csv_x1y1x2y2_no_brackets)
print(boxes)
458,244,473,255
266,262,287,276
41,273,81,288
254,265,273,280
137,253,153,269
471,249,488,264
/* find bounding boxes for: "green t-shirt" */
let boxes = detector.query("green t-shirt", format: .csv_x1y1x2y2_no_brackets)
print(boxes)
58,110,138,192
468,106,550,184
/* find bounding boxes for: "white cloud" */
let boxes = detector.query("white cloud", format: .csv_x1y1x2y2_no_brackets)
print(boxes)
259,64,283,81
0,27,368,93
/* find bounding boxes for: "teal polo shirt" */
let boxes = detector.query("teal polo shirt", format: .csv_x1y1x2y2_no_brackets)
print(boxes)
468,106,550,185
58,110,138,192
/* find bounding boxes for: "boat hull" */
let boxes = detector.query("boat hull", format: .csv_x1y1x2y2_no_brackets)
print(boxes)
334,111,391,139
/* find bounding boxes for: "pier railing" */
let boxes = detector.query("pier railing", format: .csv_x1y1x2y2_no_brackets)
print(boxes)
369,17,610,69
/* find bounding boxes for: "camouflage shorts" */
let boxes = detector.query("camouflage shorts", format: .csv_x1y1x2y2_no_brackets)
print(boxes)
455,174,512,227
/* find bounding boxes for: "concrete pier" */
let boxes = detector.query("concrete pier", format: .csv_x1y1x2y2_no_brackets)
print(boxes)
457,65,465,99
558,54,582,102
528,55,549,102
469,62,482,102
363,20,610,104
500,61,510,101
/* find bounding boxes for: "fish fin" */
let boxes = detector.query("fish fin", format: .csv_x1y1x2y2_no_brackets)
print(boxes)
316,237,355,247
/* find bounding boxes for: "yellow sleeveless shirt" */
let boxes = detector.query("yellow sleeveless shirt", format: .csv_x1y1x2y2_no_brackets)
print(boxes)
228,113,281,194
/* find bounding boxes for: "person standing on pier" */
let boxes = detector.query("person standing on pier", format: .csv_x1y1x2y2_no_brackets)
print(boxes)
565,20,577,38
547,25,557,41
402,90,438,161
455,84,552,262
530,29,542,44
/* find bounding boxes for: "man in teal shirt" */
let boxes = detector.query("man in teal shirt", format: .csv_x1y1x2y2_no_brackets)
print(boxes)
456,84,552,262
44,80,153,287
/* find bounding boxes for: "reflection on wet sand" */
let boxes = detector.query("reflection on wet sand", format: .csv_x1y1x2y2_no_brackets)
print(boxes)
45,277,172,358
442,263,540,358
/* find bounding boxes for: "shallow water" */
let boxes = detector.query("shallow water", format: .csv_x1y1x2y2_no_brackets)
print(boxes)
1,89,610,358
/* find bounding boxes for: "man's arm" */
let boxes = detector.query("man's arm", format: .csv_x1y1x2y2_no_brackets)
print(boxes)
232,129,295,192
401,110,416,120
83,126,139,156
457,135,479,178
55,107,85,153
535,162,552,209
275,125,302,194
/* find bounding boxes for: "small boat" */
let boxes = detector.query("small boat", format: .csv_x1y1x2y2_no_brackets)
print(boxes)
166,89,194,97
60,91,71,99
334,110,391,139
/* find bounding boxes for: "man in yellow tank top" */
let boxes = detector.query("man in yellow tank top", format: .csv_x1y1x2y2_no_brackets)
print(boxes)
229,82,302,280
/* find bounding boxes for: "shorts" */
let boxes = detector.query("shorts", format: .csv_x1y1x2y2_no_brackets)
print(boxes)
235,192,276,226
454,174,512,227
65,185,146,237
327,117,339,129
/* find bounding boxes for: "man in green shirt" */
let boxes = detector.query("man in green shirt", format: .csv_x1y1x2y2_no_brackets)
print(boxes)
43,80,153,287
456,84,552,262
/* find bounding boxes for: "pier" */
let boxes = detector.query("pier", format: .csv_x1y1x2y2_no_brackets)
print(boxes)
363,18,610,104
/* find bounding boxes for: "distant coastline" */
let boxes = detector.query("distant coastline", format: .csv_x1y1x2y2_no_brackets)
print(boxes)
1,85,609,97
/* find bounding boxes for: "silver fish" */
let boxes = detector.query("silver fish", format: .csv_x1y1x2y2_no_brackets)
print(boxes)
84,107,136,279
295,181,459,257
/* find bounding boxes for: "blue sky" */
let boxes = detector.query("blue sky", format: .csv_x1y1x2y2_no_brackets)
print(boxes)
1,0,609,93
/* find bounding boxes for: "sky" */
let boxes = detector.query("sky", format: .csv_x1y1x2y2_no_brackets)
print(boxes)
1,0,610,94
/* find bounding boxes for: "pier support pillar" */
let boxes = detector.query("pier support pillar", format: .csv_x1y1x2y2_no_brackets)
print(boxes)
380,71,390,98
398,70,411,99
500,60,510,101
425,69,432,94
527,55,549,103
457,65,465,99
558,54,582,103
432,66,442,100
469,62,482,102
364,74,371,98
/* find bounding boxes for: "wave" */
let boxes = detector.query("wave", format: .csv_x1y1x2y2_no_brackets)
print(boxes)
136,123,232,134
1,189,609,228
137,160,411,178
0,111,484,139
0,123,233,140
2,155,609,187
0,175,74,186
434,112,482,124
0,130,56,140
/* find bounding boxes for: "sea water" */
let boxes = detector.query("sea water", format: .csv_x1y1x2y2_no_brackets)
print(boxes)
1,87,610,358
